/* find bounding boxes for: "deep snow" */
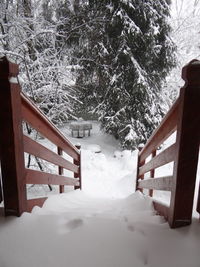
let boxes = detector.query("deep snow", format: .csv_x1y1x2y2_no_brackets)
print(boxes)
0,121,199,267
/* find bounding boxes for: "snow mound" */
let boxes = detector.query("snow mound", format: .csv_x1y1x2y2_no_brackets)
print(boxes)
1,190,199,267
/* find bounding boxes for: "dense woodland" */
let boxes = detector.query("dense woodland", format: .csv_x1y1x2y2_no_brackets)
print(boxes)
0,0,199,149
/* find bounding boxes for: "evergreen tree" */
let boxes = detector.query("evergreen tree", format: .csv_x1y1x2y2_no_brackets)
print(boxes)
72,0,176,149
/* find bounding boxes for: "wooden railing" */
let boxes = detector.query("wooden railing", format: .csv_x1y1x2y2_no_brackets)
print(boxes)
0,163,2,204
136,60,200,228
0,57,81,216
197,190,200,215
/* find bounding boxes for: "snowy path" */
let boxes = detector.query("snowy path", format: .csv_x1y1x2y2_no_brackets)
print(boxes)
0,189,199,267
0,122,199,267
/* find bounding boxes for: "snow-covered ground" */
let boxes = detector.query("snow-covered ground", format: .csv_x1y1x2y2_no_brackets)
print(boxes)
0,122,199,267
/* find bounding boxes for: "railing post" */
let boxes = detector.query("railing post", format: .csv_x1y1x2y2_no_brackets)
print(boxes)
57,147,64,193
0,57,27,216
0,177,2,203
74,144,82,190
136,144,144,192
0,147,2,203
149,150,156,197
197,183,200,216
169,60,200,228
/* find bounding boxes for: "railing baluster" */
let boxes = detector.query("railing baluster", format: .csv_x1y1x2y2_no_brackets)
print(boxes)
136,145,144,192
74,144,81,190
57,147,64,193
149,150,156,197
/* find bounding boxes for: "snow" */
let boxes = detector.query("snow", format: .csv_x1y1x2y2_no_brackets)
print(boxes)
165,0,200,101
85,144,101,153
9,76,18,84
0,1,199,265
0,121,199,267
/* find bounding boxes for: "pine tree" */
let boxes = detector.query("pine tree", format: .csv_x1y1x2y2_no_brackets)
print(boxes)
71,0,176,149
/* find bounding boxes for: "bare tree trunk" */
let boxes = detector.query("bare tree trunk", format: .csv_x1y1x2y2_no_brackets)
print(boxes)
22,0,36,61
0,0,10,50
74,0,80,14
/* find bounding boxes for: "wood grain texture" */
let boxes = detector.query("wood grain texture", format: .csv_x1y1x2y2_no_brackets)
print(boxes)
23,135,79,173
138,176,172,191
0,57,27,216
139,144,176,177
26,169,80,186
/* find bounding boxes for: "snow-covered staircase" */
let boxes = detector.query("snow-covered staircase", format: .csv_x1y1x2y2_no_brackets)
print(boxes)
0,58,200,231
0,57,200,267
0,188,199,267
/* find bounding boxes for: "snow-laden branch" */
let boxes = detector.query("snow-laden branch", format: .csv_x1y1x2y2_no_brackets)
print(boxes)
0,50,24,61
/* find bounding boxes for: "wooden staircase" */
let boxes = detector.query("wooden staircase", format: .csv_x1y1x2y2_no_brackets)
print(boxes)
0,57,199,229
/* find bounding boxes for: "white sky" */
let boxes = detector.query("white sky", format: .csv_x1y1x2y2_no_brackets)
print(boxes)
170,0,200,18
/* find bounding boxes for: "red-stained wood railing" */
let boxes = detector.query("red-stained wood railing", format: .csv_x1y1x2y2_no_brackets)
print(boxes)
197,189,200,215
136,60,200,228
0,172,2,204
0,149,2,203
0,57,81,216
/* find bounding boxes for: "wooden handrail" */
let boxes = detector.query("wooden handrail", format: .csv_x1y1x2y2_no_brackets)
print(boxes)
138,176,173,191
0,56,82,216
23,135,79,173
138,144,176,177
21,93,80,160
26,169,80,186
136,59,200,228
139,97,179,163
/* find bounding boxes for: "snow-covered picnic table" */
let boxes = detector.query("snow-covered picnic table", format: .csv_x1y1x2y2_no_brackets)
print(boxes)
70,121,92,138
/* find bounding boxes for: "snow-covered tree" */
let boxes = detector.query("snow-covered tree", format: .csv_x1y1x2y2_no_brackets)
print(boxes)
164,0,200,104
0,0,78,124
70,0,176,148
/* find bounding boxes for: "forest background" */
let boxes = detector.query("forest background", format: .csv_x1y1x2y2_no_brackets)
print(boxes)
0,0,199,149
